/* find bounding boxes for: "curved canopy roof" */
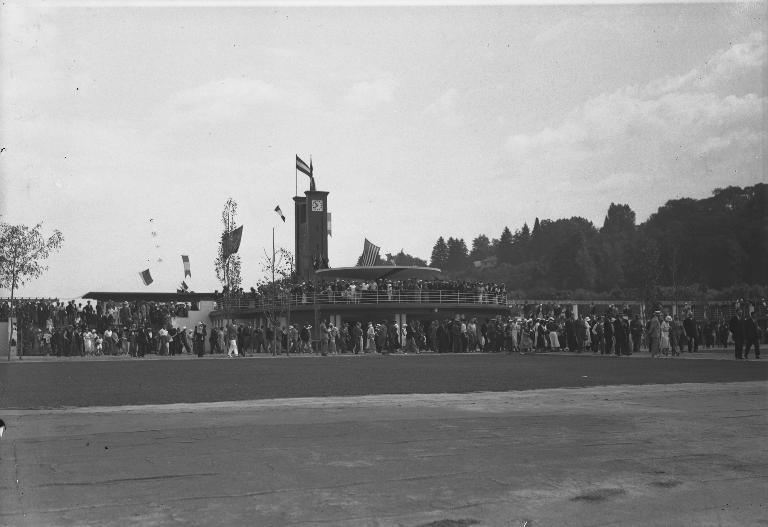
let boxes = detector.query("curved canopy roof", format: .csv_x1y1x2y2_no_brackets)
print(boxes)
314,266,443,281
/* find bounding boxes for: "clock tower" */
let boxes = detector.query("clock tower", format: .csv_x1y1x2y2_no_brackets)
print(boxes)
294,189,329,281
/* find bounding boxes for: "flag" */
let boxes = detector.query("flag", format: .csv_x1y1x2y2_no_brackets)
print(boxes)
296,155,312,177
179,281,189,292
222,226,243,259
181,255,191,278
327,212,332,237
139,269,153,286
274,205,286,222
361,238,380,266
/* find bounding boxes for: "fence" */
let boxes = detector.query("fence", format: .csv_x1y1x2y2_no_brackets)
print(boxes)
215,290,509,312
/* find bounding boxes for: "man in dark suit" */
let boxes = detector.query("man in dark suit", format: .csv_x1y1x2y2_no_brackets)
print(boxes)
683,312,698,353
744,311,760,359
729,310,745,360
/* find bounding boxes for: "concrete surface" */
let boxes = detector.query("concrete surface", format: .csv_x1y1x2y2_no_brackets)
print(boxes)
1,381,767,527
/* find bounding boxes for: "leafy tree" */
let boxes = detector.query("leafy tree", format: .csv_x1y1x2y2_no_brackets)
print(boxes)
214,198,242,292
469,234,492,261
0,221,64,359
496,227,514,264
387,249,428,267
445,237,469,272
601,203,636,236
430,236,449,269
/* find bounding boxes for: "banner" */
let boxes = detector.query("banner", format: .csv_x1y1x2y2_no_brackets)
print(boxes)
222,226,243,259
361,238,380,267
274,205,286,222
139,269,153,286
296,155,312,177
181,255,191,278
327,212,332,237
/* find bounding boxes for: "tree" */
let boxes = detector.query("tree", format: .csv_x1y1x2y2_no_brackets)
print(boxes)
214,198,242,293
386,249,428,267
0,221,64,360
469,235,492,261
601,203,636,236
430,236,449,270
256,247,294,355
445,237,469,272
496,227,514,264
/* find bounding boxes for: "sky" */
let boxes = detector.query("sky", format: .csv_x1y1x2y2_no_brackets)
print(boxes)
0,1,765,299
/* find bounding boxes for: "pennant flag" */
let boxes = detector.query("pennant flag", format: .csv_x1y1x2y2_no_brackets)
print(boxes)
296,155,312,177
222,225,243,259
327,212,332,237
181,255,191,278
360,238,380,267
139,269,153,286
274,205,286,222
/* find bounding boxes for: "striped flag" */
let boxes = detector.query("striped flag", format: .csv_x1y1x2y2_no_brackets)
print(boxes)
296,155,312,177
139,269,153,286
181,255,191,278
274,205,286,222
222,226,243,259
360,238,380,267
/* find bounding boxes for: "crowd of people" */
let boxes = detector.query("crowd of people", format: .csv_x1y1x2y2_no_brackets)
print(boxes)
2,296,763,360
217,278,508,308
1,299,193,357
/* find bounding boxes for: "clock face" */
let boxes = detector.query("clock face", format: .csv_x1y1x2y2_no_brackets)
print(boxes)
311,199,324,212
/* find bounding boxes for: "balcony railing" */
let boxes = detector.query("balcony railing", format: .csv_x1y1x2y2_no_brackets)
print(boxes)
214,290,508,312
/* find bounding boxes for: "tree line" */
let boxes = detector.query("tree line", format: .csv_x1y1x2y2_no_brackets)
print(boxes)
420,184,767,300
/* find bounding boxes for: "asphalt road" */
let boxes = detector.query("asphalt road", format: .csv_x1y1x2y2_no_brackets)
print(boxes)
1,353,766,409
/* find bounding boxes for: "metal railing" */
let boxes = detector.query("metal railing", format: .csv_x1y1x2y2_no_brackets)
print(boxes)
214,290,508,312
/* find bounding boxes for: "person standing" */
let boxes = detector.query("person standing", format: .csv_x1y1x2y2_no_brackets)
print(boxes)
744,311,760,359
226,323,239,357
661,316,672,357
647,311,662,359
729,310,745,360
683,312,699,353
193,323,207,357
352,321,363,354
319,320,329,356
630,315,643,355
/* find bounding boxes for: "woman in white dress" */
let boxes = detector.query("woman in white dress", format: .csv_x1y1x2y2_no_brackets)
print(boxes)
661,315,672,356
83,330,94,356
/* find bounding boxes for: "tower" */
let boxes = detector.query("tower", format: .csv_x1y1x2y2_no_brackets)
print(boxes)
294,189,329,281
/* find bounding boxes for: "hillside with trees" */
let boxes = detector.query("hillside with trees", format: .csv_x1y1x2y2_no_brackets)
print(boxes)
422,184,768,300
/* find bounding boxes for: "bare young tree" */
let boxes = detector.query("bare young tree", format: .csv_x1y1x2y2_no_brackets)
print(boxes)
214,198,242,293
0,221,64,360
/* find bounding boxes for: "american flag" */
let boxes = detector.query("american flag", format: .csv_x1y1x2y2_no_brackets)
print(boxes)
360,238,380,267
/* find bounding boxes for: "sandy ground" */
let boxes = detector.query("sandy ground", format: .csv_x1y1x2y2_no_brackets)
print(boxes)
1,381,767,527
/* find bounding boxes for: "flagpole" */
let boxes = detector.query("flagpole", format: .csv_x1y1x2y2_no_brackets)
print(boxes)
272,225,277,357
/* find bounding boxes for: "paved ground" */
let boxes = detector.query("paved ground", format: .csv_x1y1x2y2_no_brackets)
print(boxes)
1,353,766,526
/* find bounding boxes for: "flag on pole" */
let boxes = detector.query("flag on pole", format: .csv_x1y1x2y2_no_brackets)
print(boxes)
179,281,189,292
181,255,191,278
139,269,153,286
222,226,243,259
327,212,332,237
296,155,312,177
361,238,380,266
274,205,286,222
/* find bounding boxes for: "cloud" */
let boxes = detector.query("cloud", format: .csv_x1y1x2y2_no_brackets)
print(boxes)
504,32,766,220
344,77,396,109
168,77,318,121
423,88,462,127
